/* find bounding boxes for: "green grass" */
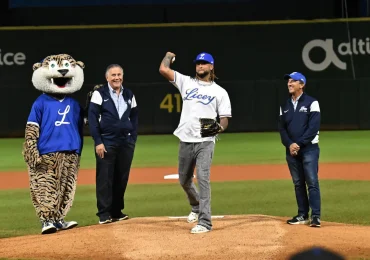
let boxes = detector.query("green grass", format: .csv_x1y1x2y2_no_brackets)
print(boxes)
2,130,370,172
0,179,369,238
1,131,370,241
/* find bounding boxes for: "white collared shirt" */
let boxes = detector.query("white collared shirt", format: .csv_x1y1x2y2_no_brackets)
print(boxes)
291,93,303,111
108,83,127,118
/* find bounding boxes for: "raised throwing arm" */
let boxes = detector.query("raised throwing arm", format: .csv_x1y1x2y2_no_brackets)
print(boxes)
159,52,176,82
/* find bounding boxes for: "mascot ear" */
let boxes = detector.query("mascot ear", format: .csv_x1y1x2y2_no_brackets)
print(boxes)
33,62,42,71
76,61,85,69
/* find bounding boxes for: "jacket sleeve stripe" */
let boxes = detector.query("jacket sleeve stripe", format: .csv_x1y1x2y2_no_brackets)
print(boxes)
90,91,102,105
310,101,320,112
131,95,137,108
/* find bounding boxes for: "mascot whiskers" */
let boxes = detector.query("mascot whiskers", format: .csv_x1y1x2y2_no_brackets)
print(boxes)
22,54,85,234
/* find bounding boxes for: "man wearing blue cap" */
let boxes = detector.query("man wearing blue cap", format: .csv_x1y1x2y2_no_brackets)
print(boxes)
159,51,232,234
278,72,322,227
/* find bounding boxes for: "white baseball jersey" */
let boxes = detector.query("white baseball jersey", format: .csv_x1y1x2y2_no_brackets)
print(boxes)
170,71,232,143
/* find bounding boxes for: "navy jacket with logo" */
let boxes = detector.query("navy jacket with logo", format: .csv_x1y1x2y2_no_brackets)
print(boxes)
88,84,138,146
278,92,320,153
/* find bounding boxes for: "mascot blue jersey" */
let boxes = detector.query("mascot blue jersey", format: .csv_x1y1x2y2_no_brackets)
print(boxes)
27,94,83,155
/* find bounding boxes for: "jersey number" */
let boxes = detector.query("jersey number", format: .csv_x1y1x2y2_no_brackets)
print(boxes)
160,94,181,113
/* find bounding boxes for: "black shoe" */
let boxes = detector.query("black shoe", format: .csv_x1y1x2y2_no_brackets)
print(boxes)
99,216,112,224
310,216,321,227
287,215,309,225
112,213,129,222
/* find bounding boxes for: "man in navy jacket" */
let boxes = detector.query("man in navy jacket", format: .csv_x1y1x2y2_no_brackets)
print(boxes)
278,72,321,228
88,64,138,224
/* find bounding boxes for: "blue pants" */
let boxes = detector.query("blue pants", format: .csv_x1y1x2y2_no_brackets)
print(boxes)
286,147,321,217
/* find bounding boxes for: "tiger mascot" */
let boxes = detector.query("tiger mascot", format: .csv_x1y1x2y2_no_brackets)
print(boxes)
22,54,85,235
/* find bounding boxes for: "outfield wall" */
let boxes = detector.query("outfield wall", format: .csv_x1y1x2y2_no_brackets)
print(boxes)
2,0,338,26
1,19,370,137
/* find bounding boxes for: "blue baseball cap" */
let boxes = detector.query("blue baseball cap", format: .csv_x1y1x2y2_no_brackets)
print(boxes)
284,72,306,84
194,52,214,64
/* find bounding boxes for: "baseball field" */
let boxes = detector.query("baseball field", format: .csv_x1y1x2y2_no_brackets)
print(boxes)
0,131,370,260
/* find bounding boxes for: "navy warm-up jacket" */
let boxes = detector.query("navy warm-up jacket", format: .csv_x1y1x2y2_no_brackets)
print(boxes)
278,92,320,152
88,84,138,146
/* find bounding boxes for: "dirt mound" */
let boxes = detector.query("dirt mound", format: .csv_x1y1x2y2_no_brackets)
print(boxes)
1,215,369,260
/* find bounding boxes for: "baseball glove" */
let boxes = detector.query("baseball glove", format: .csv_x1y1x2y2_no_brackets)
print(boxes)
200,118,223,137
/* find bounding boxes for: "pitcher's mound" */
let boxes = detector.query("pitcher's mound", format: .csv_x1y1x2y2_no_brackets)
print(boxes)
0,215,370,260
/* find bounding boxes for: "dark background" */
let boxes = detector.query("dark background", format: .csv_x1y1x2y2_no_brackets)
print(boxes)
1,0,369,137
0,0,362,26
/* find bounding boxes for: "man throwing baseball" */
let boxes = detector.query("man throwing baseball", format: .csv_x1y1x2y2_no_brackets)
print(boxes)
159,52,232,234
278,72,322,228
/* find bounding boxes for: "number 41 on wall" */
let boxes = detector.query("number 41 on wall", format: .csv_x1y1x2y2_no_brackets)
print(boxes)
160,93,182,113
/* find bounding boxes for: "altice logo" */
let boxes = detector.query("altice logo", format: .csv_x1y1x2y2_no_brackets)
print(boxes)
302,38,370,71
0,49,26,66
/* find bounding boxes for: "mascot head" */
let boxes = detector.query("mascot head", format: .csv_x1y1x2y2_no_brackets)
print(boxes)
32,54,85,94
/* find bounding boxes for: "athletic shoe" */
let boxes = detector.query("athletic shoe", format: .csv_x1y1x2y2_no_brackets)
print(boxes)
187,212,199,223
287,215,309,225
190,225,210,234
41,221,57,234
99,216,112,224
55,219,78,230
310,216,321,227
112,213,129,222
